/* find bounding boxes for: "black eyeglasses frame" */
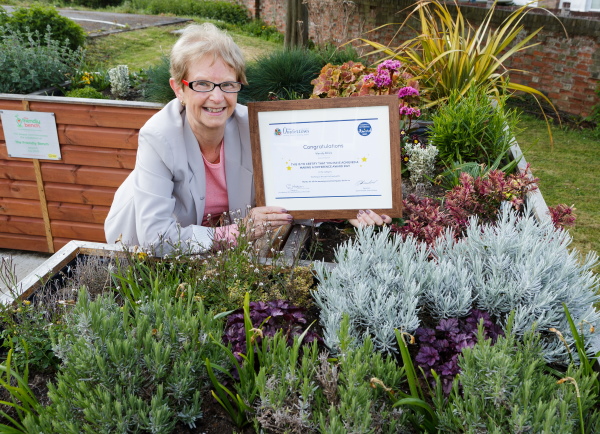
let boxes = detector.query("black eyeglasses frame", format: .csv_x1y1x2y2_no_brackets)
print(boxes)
181,79,244,93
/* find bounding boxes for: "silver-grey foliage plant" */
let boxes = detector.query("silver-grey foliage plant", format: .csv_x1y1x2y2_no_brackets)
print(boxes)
313,203,600,364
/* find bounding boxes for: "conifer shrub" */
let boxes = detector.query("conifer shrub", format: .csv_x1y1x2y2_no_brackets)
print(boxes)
142,55,174,104
24,288,227,432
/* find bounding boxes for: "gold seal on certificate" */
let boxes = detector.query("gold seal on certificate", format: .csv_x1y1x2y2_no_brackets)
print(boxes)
249,95,402,220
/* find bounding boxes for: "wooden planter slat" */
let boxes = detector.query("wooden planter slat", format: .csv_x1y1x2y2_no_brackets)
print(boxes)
51,220,105,242
45,183,116,206
0,215,45,236
41,165,129,188
0,160,35,181
44,146,137,169
26,101,160,129
0,198,42,218
48,203,109,224
57,125,140,149
0,179,38,200
0,233,47,253
0,144,137,168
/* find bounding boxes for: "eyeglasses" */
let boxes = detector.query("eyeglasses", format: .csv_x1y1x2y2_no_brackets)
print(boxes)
182,80,243,93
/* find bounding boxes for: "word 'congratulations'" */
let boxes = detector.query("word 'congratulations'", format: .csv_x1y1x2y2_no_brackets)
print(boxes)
303,144,344,150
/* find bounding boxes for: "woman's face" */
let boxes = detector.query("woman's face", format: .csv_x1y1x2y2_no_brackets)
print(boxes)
171,55,238,137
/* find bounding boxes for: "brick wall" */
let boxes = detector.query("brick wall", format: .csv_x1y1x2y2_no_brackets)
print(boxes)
236,0,600,117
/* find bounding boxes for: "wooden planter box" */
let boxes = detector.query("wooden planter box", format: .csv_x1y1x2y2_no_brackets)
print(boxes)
0,94,163,253
12,225,320,303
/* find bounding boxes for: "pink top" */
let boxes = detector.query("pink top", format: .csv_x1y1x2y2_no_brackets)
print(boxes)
201,142,239,243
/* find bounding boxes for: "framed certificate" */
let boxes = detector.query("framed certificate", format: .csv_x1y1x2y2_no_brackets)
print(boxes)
248,95,402,219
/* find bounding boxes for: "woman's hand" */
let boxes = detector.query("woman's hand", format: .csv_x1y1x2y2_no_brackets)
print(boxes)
243,206,294,240
348,210,392,228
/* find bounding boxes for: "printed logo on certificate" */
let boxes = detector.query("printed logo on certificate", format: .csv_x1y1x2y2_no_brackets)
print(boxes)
249,96,402,220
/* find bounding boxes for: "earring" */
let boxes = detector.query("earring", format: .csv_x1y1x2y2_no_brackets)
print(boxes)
180,100,186,107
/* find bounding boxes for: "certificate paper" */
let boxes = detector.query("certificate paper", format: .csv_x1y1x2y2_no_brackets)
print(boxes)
249,96,402,219
260,106,391,210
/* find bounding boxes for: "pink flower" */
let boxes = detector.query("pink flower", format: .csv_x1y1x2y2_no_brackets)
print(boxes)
399,106,421,117
377,59,402,72
397,86,420,98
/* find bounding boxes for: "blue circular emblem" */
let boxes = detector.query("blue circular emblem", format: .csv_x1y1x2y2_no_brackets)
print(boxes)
357,122,372,136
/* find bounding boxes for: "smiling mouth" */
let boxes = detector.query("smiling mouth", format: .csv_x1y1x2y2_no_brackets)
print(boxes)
204,107,226,113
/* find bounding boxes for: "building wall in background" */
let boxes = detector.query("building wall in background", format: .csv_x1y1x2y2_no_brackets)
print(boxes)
236,0,599,117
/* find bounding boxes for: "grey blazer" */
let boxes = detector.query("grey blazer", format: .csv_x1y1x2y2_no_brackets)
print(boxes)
104,99,254,253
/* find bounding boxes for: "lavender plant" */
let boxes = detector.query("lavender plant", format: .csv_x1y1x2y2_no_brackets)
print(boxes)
253,315,412,432
25,287,226,432
437,320,600,432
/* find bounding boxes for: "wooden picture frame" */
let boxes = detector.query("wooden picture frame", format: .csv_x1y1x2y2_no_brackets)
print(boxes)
248,95,402,220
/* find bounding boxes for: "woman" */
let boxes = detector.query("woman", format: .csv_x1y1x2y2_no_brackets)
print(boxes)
105,23,390,253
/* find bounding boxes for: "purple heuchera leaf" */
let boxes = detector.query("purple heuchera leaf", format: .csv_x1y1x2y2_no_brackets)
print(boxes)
222,299,322,361
415,327,436,343
415,345,439,367
414,309,503,396
437,318,460,333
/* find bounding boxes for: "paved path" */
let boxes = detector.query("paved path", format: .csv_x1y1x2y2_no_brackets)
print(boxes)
1,6,190,37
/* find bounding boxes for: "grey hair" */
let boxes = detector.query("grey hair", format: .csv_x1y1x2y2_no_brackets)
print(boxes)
169,23,247,86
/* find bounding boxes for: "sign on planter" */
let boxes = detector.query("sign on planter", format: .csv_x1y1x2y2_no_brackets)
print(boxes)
0,110,61,160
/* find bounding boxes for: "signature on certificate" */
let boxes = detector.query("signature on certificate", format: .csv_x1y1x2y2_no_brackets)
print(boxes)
356,179,378,185
286,184,309,192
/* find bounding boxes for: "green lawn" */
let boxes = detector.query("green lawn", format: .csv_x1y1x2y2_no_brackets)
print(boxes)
514,115,599,268
84,21,281,71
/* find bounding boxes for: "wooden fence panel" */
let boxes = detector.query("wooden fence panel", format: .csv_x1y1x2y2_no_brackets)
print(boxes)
48,203,109,224
40,165,130,188
0,160,35,182
0,215,45,236
0,94,162,252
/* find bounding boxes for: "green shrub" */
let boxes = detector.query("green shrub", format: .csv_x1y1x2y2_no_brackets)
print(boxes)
24,288,227,432
0,26,84,94
130,0,249,25
0,300,60,373
438,322,600,432
239,19,283,43
65,86,108,99
1,4,86,51
429,86,520,166
70,0,122,10
142,55,174,104
239,48,322,103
